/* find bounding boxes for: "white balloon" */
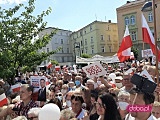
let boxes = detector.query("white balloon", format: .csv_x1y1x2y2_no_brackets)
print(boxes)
38,103,60,120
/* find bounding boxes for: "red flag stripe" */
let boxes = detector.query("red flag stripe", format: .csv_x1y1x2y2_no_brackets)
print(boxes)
12,87,21,92
117,25,133,62
142,13,160,61
0,93,7,107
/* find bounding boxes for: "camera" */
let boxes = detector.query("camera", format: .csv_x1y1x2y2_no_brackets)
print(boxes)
130,74,157,93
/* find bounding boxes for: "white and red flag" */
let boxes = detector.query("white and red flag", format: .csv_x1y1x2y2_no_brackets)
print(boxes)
55,66,60,71
0,93,8,107
47,61,52,69
142,13,160,61
117,25,133,62
11,83,21,92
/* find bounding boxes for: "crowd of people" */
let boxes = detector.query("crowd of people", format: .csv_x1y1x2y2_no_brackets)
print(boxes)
0,60,160,120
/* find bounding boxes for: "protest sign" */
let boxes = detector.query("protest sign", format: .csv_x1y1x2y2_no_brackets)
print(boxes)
141,49,153,58
30,76,48,93
82,61,107,78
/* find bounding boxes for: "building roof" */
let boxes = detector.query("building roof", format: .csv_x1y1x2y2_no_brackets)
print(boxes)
117,0,145,10
71,20,117,34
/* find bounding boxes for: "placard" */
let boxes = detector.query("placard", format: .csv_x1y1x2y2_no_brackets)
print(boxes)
141,49,153,58
82,61,107,78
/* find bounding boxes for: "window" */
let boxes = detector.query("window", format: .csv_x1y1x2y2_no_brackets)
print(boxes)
131,31,136,41
85,48,88,54
67,48,69,53
91,47,94,54
90,25,92,31
81,50,84,54
47,48,49,53
85,39,87,45
101,46,105,52
107,25,110,30
148,12,153,22
125,16,129,25
130,15,135,25
84,29,86,34
101,35,104,40
108,46,112,52
62,48,64,53
61,39,63,44
108,35,111,41
80,31,82,36
81,41,83,46
62,57,64,62
91,37,93,43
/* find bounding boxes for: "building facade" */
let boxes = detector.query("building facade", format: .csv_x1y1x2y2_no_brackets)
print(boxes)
38,27,73,66
70,20,119,62
116,0,160,60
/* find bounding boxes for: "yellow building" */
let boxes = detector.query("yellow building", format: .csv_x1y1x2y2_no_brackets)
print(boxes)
117,0,160,59
70,20,119,61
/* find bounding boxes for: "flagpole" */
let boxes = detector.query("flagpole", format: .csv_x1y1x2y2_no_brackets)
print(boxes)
142,42,145,65
152,0,159,101
152,0,159,83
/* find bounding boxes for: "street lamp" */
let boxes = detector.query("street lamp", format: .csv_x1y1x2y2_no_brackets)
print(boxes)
142,0,159,91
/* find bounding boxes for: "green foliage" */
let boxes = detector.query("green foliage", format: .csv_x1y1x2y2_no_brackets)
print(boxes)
131,47,139,60
51,60,59,66
0,0,59,80
81,53,91,58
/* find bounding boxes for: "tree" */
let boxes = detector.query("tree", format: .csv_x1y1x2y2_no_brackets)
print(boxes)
51,60,59,66
81,53,91,58
131,47,139,60
0,0,60,81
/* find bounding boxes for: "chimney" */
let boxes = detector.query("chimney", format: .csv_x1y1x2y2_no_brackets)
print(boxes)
108,20,111,23
127,1,131,3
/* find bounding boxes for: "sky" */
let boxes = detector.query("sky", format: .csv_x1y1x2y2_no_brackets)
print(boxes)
0,0,128,31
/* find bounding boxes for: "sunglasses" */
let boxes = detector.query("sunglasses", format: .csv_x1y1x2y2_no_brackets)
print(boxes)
55,94,62,97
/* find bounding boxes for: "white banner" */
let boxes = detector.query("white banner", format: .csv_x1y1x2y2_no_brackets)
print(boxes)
82,61,107,78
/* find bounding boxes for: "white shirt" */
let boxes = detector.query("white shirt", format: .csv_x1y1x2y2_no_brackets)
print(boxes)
125,114,157,120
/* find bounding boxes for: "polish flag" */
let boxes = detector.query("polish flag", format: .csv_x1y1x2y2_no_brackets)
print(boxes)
0,93,8,107
11,84,21,92
142,13,160,61
117,25,133,62
47,61,52,69
55,66,60,71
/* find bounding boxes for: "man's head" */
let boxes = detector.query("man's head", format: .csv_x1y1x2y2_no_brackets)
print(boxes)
67,73,72,80
86,79,94,90
71,94,84,114
152,101,160,119
122,73,133,88
75,76,82,87
129,88,155,119
40,79,46,88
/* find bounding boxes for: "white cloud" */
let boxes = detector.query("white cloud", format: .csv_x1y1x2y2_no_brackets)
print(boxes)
0,0,27,4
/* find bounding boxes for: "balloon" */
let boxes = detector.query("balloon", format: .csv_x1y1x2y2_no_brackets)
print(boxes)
38,103,60,120
108,73,116,83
